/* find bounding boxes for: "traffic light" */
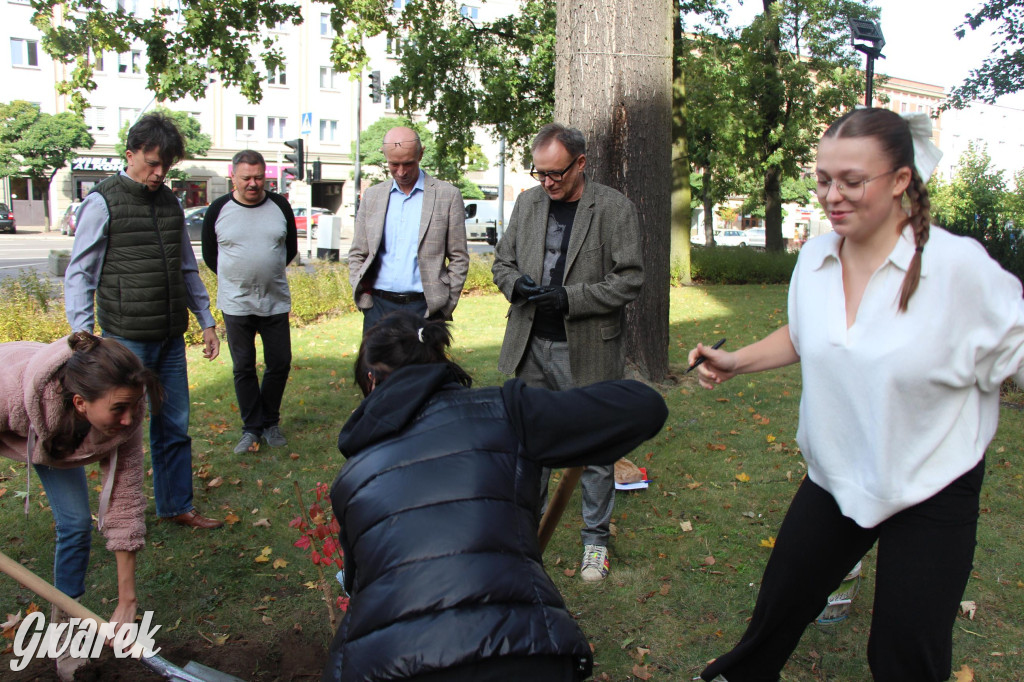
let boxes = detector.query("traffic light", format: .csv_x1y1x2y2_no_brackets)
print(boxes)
368,70,382,103
311,160,322,182
283,138,304,181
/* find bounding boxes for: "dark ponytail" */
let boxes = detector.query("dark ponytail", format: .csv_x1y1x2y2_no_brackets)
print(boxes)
48,332,161,457
823,107,931,311
355,311,472,397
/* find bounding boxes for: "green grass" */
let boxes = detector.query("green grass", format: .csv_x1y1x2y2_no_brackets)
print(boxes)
2,285,1022,681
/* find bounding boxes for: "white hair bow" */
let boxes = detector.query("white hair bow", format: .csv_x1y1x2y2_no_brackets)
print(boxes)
901,112,943,183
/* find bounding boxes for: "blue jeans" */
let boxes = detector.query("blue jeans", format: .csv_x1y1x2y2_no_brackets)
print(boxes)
33,465,91,598
105,333,194,517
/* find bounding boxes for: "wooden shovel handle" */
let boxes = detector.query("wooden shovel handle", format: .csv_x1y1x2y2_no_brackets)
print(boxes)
0,548,105,626
537,466,584,553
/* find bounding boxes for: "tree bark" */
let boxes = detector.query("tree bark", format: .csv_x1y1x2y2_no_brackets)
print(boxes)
555,0,673,382
760,0,786,252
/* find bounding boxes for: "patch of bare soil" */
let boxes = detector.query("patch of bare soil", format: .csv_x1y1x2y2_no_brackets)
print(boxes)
4,628,326,681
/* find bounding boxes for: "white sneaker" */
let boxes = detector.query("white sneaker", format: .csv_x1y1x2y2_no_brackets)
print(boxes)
580,544,610,582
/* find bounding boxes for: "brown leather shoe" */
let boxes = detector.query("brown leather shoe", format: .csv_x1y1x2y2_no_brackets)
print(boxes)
169,509,224,529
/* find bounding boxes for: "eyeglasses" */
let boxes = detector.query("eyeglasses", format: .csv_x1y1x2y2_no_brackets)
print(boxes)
381,138,421,151
530,155,581,183
816,169,898,202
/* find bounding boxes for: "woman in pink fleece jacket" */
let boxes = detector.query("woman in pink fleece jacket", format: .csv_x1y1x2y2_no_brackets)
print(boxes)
0,331,159,680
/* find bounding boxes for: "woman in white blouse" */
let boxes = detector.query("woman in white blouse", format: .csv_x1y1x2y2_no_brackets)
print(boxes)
690,107,1024,682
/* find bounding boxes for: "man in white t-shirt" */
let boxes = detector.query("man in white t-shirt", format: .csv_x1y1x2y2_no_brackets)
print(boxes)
202,150,298,454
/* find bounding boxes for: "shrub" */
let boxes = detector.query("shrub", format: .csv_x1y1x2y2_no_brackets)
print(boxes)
689,246,798,284
0,270,70,343
463,253,499,294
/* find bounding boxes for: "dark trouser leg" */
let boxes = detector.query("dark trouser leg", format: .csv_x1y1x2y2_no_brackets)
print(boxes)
256,312,292,429
702,478,878,682
361,295,428,336
867,459,984,682
223,313,263,435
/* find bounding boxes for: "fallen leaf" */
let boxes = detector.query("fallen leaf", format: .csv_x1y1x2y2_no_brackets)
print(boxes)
272,558,288,569
703,555,716,566
304,581,319,589
1,611,22,634
707,443,727,451
207,476,224,489
659,583,670,595
736,472,751,482
224,512,240,525
252,518,271,528
766,434,776,443
290,453,300,460
960,600,977,620
262,615,274,625
632,663,652,680
686,481,702,490
759,536,776,548
953,664,974,682
563,569,576,577
680,520,693,532
254,546,273,563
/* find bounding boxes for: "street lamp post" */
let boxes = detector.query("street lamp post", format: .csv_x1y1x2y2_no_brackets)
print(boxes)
850,19,885,107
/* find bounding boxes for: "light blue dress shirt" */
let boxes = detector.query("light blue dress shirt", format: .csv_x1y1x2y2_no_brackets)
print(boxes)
373,170,425,293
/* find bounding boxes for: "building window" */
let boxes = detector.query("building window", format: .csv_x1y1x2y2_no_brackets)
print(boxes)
119,107,140,132
392,0,406,9
386,36,402,58
94,50,104,71
84,107,107,134
460,5,479,18
117,0,138,14
320,66,340,90
320,119,338,143
235,115,256,140
268,64,287,86
10,38,39,67
118,50,141,74
320,13,334,37
385,94,394,111
267,116,287,141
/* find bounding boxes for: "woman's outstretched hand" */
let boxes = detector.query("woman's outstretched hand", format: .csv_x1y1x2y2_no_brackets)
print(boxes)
687,342,738,389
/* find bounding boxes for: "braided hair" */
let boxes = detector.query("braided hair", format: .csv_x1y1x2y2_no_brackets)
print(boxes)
355,311,472,397
823,108,932,311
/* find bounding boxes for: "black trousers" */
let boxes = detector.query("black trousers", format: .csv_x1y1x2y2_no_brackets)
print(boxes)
223,312,292,435
702,459,984,682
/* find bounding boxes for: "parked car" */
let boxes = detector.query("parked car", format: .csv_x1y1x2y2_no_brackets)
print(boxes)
295,207,334,239
746,227,766,248
0,203,15,234
58,202,82,236
713,229,750,247
184,205,209,241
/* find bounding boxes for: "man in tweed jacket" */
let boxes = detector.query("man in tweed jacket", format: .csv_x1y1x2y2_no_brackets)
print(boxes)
492,123,644,582
348,126,469,333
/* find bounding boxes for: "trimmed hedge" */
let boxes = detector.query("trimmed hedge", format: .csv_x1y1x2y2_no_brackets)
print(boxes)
687,245,798,285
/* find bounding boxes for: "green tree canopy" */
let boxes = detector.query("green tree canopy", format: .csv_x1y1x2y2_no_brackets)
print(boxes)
945,0,1024,108
930,142,1007,230
31,0,302,114
0,100,94,179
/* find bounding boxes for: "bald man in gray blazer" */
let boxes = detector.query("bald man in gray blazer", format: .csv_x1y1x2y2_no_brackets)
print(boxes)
349,127,469,333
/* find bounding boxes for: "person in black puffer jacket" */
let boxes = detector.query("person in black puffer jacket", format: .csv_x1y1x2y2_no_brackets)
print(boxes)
322,310,668,682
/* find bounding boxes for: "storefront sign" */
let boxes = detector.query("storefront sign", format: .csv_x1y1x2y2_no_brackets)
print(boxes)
71,157,122,172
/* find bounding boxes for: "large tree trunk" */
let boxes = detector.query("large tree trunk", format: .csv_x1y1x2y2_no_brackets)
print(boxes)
555,0,673,382
761,0,785,252
670,11,691,286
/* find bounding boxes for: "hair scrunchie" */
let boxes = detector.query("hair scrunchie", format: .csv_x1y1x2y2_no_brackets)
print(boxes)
900,112,943,183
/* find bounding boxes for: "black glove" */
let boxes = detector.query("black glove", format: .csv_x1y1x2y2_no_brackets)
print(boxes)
529,286,569,315
514,275,548,301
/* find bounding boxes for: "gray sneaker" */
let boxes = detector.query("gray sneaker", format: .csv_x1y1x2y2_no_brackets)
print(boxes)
233,432,261,454
263,425,287,447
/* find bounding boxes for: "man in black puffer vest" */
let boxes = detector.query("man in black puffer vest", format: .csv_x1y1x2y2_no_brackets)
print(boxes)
323,311,668,682
65,113,223,530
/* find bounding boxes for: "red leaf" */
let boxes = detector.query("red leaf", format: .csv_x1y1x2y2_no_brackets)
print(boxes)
293,536,312,550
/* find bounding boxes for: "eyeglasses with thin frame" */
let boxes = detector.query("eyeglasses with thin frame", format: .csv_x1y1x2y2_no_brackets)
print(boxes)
530,155,581,183
815,169,899,202
381,138,421,151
